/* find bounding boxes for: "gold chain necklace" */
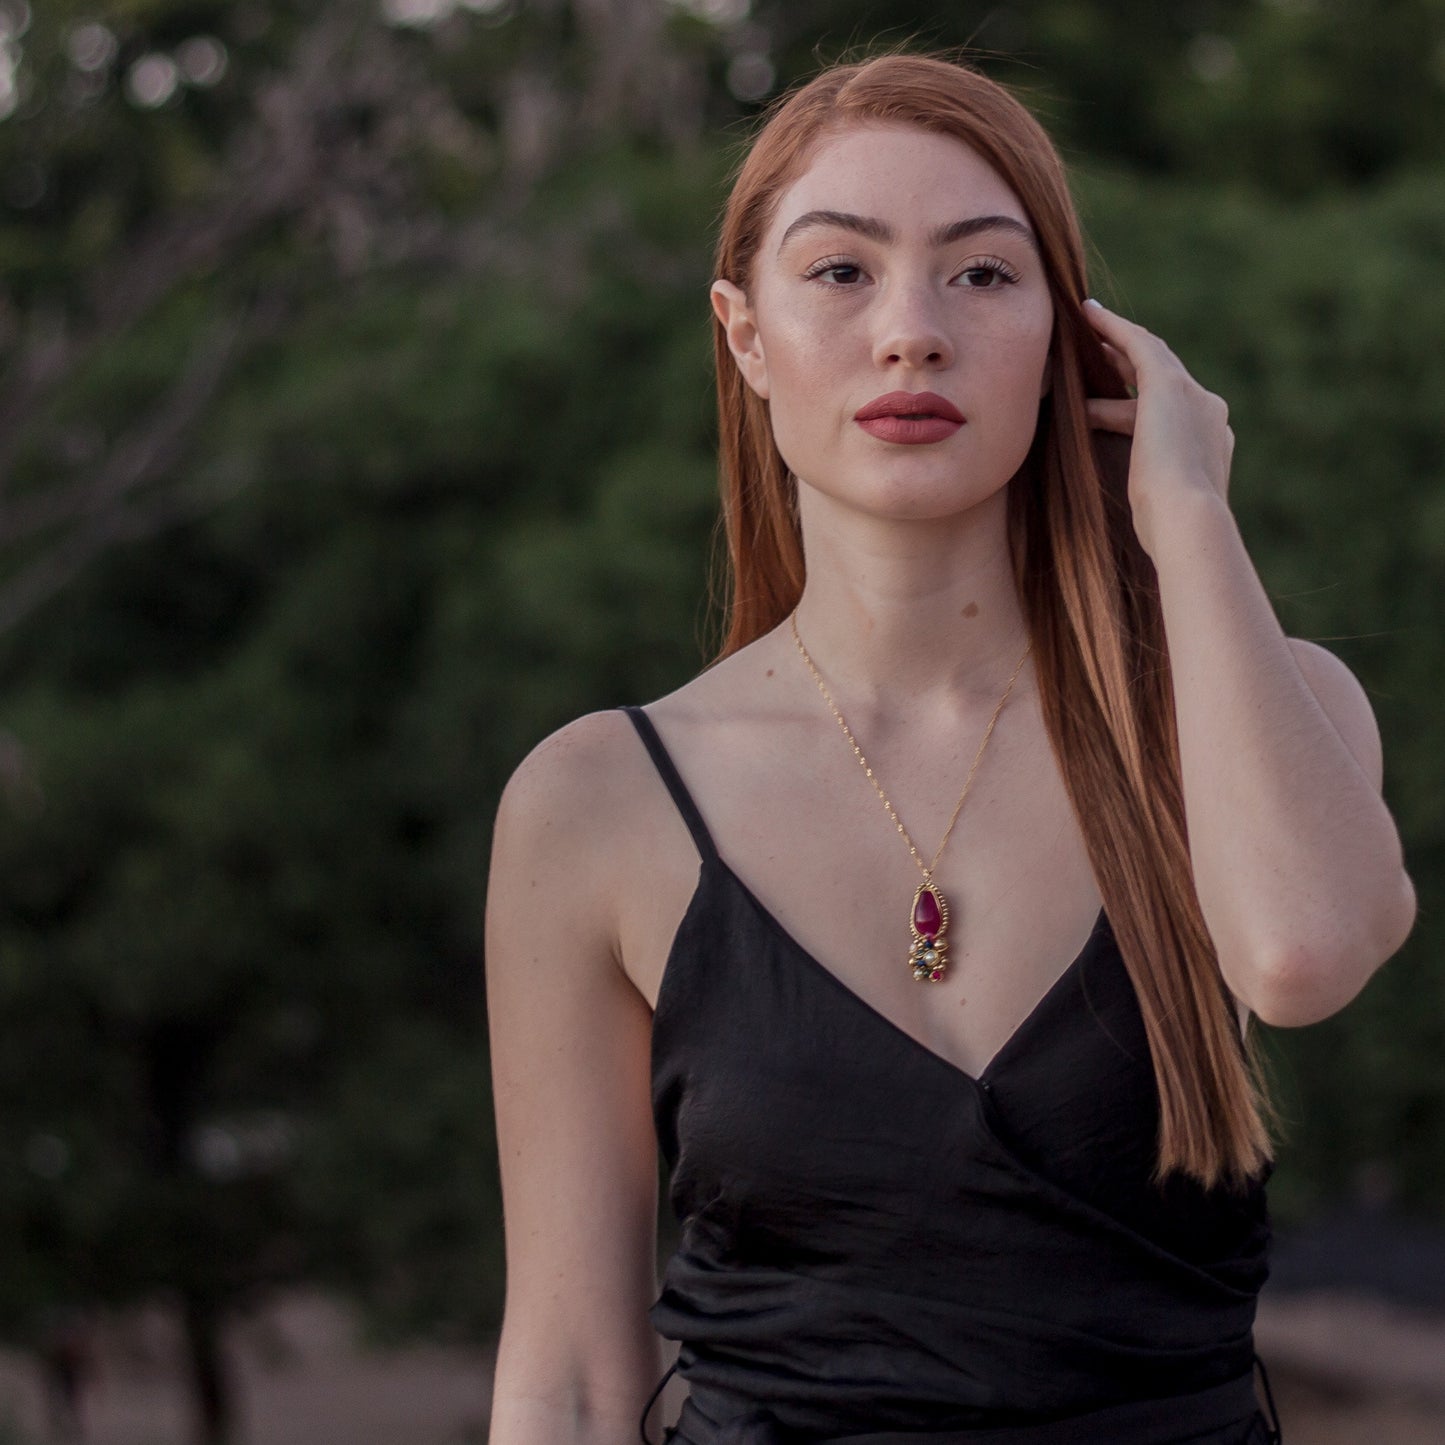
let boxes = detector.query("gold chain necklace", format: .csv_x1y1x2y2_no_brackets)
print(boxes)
789,612,1032,983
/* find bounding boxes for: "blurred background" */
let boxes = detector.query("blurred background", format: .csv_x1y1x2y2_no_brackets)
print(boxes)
0,0,1442,1441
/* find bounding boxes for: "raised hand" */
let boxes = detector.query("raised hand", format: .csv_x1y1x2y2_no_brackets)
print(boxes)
1081,298,1235,560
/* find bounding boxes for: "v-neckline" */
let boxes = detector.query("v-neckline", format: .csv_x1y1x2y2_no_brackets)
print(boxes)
707,855,1108,1089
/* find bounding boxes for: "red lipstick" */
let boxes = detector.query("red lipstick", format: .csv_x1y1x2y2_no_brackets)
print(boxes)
854,391,965,445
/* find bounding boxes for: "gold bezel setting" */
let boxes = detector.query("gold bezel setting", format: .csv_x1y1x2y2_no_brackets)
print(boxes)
909,881,950,983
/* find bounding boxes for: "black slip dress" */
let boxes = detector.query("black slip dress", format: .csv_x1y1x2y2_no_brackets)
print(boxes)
622,706,1282,1445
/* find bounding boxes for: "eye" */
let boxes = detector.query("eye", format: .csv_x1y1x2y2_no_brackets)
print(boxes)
803,257,867,286
954,256,1022,289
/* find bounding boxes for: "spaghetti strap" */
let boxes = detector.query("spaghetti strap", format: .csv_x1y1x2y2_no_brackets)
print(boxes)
1253,1352,1283,1443
638,1356,681,1444
622,706,719,864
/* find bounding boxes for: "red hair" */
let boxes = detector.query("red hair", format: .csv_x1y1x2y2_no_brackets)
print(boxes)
711,53,1271,1187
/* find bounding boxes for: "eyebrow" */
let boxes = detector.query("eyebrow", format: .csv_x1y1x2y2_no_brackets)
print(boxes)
776,210,1038,253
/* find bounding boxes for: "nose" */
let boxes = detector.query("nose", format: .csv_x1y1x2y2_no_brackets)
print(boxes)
871,279,954,372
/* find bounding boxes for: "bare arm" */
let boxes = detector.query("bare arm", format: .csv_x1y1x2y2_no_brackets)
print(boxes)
486,714,665,1442
1084,299,1417,1025
1150,495,1416,1024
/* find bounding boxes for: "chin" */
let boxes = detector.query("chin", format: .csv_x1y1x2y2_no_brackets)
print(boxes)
790,442,1023,525
842,478,1009,524
879,459,1016,513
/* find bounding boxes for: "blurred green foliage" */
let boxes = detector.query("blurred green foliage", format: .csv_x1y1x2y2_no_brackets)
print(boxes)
0,0,1442,1433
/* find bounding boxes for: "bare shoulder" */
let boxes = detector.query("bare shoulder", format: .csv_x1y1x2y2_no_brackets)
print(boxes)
489,709,677,1027
1286,637,1384,790
494,709,665,887
490,635,786,990
497,708,654,832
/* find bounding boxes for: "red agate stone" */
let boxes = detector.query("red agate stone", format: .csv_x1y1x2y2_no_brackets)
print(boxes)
913,887,942,939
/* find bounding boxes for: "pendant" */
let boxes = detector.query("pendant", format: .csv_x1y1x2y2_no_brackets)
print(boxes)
909,880,950,983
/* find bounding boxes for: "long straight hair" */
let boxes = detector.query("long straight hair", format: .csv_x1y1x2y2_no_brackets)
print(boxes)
711,53,1271,1188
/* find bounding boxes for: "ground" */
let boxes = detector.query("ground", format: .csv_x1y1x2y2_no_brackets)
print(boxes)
0,1290,1441,1444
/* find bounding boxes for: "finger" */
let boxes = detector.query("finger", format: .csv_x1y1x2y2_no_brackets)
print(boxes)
1082,298,1165,370
1099,339,1138,393
1086,398,1136,434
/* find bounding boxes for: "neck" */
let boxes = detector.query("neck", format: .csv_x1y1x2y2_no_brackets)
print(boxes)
790,484,1032,713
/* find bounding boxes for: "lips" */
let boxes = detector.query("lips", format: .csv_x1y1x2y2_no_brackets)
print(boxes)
854,390,965,445
855,391,965,423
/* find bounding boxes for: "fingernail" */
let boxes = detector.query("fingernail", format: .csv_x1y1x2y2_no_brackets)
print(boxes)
1083,297,1103,309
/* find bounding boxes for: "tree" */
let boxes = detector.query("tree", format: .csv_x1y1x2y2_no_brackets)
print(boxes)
0,17,723,1423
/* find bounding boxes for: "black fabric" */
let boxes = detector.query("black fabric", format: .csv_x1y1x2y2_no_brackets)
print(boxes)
671,1373,1273,1444
622,707,1275,1445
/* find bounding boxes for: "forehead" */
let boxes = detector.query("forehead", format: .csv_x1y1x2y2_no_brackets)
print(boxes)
767,122,1030,243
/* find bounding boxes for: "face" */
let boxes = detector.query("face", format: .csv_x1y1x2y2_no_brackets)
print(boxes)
713,123,1055,522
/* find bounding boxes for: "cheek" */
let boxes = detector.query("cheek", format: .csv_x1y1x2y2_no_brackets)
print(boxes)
757,315,856,467
767,396,825,483
980,300,1052,364
761,306,853,391
975,308,1053,403
966,310,1052,472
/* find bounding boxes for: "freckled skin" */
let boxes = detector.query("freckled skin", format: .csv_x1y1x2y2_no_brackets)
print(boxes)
727,124,1055,525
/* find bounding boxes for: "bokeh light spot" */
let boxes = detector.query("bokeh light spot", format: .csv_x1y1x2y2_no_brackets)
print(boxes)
126,52,180,109
176,36,228,88
670,0,750,24
0,0,31,45
1187,34,1239,84
727,51,773,102
67,21,118,73
381,0,455,27
0,43,17,121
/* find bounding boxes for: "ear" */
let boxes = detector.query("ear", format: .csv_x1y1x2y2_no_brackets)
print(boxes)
711,279,770,401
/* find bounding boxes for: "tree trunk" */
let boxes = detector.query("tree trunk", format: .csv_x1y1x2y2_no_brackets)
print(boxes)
180,1291,233,1445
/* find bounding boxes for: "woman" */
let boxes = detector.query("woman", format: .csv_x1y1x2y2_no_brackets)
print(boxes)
484,53,1417,1445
